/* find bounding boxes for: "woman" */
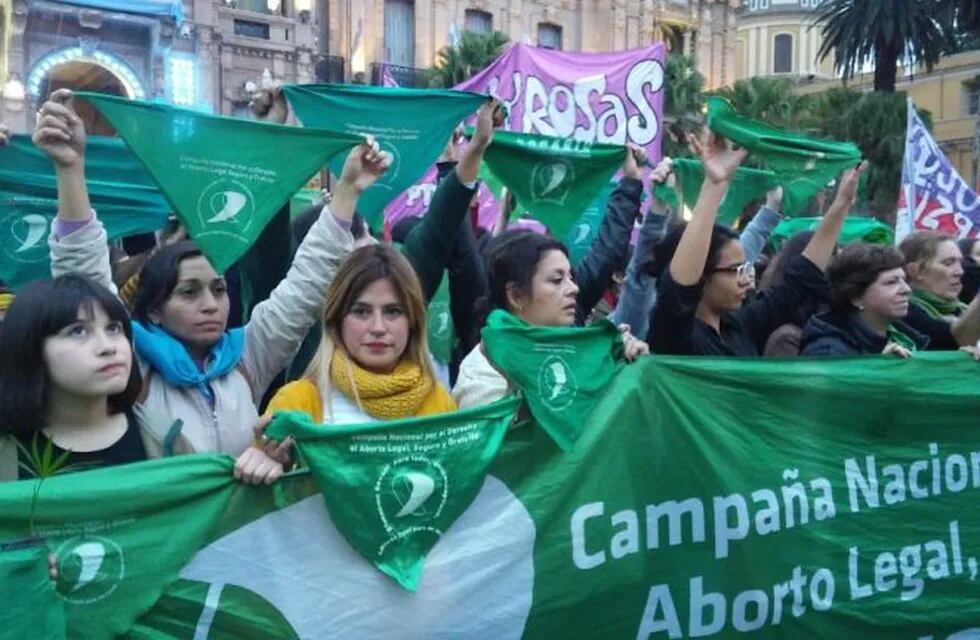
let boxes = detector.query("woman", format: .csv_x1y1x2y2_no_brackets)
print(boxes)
33,89,388,476
801,243,928,357
647,131,864,357
266,245,455,424
900,231,980,350
0,275,150,480
452,232,648,409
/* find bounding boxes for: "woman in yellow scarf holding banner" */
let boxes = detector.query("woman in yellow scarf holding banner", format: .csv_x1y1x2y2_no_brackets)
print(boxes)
265,245,456,425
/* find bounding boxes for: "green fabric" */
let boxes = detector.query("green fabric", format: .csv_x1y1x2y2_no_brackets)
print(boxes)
565,181,616,266
266,396,519,591
1,354,980,637
654,157,780,225
426,274,455,364
0,135,171,290
282,84,486,230
477,129,627,240
769,216,895,252
910,288,968,319
706,96,862,215
0,544,66,639
886,323,920,353
481,310,624,451
78,92,362,273
289,188,321,220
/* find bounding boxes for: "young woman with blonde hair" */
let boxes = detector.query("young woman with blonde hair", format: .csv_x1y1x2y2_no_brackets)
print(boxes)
266,245,455,425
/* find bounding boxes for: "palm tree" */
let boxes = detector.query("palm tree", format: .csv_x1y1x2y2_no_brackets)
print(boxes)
715,77,812,130
814,0,955,92
428,31,510,88
662,54,705,158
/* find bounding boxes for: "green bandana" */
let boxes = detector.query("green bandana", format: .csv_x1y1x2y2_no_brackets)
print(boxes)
481,310,625,451
886,323,920,353
0,545,66,639
282,84,486,229
477,129,627,240
0,135,171,290
266,396,519,591
910,288,968,320
427,274,456,365
653,157,780,224
706,97,861,214
769,216,895,251
78,92,362,273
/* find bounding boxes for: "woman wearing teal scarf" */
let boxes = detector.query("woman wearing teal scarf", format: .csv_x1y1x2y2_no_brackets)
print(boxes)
900,231,980,356
35,88,393,481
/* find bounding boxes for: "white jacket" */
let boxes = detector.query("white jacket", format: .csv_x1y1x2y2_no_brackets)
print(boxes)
451,344,509,410
48,210,353,456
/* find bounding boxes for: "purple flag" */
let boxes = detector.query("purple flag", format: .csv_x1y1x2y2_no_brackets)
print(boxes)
897,98,980,242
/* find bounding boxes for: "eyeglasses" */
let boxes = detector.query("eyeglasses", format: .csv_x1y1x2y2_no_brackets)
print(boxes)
711,261,755,281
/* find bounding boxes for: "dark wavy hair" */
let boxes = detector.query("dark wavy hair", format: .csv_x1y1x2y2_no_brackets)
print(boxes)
129,240,203,324
826,243,906,313
483,230,570,313
0,275,141,438
645,222,740,282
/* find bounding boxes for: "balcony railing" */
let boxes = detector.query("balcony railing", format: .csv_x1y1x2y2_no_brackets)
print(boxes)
370,63,429,88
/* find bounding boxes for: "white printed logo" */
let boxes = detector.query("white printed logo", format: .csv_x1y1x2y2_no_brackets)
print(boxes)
531,159,575,204
55,535,125,605
572,223,592,246
0,209,51,264
428,301,452,340
538,355,578,411
196,179,256,244
377,457,448,533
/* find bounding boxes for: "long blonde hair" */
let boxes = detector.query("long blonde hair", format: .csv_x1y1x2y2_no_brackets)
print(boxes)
303,245,434,416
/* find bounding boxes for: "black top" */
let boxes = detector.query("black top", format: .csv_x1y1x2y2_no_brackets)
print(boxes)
800,311,931,356
649,254,829,356
903,300,960,351
17,412,147,480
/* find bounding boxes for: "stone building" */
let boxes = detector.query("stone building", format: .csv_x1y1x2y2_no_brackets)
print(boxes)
0,0,740,134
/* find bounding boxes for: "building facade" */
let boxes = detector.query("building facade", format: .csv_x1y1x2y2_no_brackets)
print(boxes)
734,0,834,80
0,0,740,134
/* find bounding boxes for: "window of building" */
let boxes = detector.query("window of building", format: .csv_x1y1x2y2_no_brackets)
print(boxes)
234,19,270,39
464,9,492,34
538,23,562,50
167,55,197,107
384,0,416,67
773,33,793,73
966,82,980,116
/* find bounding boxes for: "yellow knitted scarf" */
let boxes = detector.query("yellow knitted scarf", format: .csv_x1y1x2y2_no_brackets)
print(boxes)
329,349,434,420
0,293,13,313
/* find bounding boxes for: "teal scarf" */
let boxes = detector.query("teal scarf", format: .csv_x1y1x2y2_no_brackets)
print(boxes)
132,321,245,400
910,288,967,320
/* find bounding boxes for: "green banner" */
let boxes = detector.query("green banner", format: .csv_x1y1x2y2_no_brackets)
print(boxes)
478,129,627,240
282,84,486,229
706,96,861,215
482,310,625,451
266,396,519,591
0,135,171,290
654,157,780,224
2,354,979,638
78,92,362,273
770,216,895,251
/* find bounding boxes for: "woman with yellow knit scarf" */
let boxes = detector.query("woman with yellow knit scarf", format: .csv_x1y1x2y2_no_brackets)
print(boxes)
266,245,456,425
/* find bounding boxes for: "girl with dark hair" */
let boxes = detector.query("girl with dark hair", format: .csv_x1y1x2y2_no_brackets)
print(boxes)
899,231,980,350
452,231,648,408
0,275,160,480
801,243,928,357
647,130,865,357
33,89,389,483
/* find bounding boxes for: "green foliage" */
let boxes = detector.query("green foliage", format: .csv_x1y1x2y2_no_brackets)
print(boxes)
15,433,79,534
662,54,705,159
428,31,510,88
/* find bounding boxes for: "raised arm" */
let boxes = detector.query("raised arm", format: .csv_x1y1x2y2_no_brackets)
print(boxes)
239,142,390,400
739,187,783,264
34,89,114,292
951,295,980,346
669,133,747,285
801,162,867,270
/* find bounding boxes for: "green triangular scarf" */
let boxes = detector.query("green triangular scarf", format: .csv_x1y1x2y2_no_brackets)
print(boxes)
282,84,487,229
481,310,625,451
477,130,627,240
0,135,171,290
769,216,894,251
427,274,456,365
265,396,519,591
706,96,861,214
78,92,363,273
0,544,66,639
910,288,967,319
653,157,780,224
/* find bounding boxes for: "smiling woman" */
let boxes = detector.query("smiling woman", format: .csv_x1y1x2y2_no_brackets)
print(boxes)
266,245,456,426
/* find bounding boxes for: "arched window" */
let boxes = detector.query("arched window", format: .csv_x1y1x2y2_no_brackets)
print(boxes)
465,9,493,34
773,33,793,74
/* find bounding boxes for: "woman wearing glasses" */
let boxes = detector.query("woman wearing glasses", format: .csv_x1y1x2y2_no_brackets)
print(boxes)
645,129,866,356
